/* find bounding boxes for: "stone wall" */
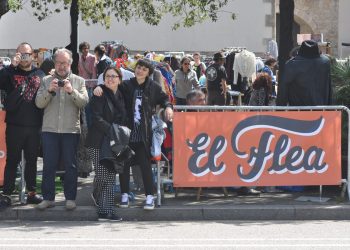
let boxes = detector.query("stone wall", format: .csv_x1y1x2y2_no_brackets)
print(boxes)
294,0,339,56
277,0,339,56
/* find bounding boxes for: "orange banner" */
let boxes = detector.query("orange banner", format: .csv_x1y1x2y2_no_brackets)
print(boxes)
0,111,6,186
173,111,341,187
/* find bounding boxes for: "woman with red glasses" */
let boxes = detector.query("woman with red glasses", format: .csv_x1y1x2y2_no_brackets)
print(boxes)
174,56,200,105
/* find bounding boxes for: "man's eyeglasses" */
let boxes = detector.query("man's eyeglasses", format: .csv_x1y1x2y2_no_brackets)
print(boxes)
55,61,70,67
105,75,120,79
183,62,190,65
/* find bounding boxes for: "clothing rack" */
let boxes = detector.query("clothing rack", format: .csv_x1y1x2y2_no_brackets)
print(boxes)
222,47,246,56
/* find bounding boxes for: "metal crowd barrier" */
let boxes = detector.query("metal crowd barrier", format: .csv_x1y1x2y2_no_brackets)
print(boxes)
174,105,350,200
19,151,26,204
85,79,98,89
14,105,350,205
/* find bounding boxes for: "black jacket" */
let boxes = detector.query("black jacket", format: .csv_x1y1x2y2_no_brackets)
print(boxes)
277,55,332,106
85,85,127,149
120,77,172,153
0,65,45,127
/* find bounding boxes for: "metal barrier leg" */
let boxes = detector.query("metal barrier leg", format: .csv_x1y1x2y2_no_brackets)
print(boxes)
196,187,202,201
157,161,161,207
341,179,347,199
19,151,26,204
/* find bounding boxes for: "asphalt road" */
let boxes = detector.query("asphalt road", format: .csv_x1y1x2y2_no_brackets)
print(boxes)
1,220,350,249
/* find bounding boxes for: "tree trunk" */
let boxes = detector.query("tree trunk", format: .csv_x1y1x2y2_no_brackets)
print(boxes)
0,0,9,19
70,0,79,74
278,0,294,77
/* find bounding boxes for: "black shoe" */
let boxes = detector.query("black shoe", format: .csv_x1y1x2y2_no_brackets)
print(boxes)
0,193,11,210
109,214,123,221
98,213,123,222
26,194,43,204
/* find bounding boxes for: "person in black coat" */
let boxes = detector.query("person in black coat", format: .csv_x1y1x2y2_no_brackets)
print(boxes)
86,66,127,221
94,59,173,210
277,40,332,106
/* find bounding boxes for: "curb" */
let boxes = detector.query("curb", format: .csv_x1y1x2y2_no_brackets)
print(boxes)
1,204,350,221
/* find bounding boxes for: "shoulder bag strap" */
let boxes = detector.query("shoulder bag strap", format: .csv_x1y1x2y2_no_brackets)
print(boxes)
105,95,115,117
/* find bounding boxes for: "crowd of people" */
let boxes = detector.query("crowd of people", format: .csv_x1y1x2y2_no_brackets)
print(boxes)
0,39,332,220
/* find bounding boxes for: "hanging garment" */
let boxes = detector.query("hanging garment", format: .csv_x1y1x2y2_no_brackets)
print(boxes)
233,50,257,85
150,115,167,161
267,40,278,59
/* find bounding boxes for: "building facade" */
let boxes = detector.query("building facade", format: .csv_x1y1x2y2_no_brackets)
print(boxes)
0,0,274,55
0,0,349,58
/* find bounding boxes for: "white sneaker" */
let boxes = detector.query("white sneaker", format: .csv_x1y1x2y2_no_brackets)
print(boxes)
65,200,76,210
36,200,55,210
119,193,129,208
143,195,155,210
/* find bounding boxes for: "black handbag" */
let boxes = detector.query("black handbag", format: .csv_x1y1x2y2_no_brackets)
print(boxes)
99,124,135,173
99,95,134,173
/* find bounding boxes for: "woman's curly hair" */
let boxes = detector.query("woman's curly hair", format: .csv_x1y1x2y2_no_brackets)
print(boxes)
252,72,273,94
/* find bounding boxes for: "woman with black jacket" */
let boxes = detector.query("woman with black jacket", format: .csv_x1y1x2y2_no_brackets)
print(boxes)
86,66,127,221
120,59,173,210
94,59,173,210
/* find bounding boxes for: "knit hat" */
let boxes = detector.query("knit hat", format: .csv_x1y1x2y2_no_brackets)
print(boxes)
298,40,320,58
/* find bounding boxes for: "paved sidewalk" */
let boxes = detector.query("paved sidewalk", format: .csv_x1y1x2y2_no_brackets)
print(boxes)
1,173,350,221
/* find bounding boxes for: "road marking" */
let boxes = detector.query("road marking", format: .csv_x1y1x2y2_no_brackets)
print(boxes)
1,244,350,247
1,238,350,241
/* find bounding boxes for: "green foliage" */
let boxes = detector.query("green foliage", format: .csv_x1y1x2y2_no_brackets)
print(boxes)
163,0,229,29
8,0,231,29
331,59,350,156
332,59,350,106
332,59,350,88
8,0,21,11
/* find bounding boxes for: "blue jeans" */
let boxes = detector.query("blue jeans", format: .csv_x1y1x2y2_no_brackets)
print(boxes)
41,132,80,201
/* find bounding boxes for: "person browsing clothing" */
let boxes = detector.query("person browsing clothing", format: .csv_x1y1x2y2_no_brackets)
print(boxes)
174,56,200,105
205,52,228,105
192,52,207,80
248,72,273,106
261,57,277,97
